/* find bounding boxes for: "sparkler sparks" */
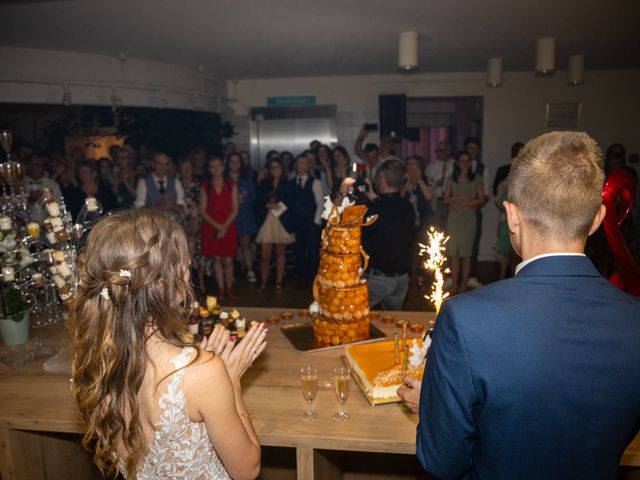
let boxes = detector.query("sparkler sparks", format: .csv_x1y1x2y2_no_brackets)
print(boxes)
419,227,450,314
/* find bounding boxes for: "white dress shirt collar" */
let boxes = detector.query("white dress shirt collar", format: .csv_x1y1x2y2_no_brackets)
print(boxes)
515,252,586,276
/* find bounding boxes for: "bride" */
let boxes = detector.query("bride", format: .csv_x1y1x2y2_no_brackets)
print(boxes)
70,209,266,479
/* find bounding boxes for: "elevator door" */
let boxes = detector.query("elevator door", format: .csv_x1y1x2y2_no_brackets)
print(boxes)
249,105,337,170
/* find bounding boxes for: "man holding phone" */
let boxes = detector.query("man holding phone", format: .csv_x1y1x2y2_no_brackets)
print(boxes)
354,124,395,182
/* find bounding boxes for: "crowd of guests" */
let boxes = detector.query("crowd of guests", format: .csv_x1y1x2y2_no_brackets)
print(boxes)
16,129,637,308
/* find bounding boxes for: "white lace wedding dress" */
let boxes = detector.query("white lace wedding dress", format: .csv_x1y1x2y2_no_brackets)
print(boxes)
121,347,231,479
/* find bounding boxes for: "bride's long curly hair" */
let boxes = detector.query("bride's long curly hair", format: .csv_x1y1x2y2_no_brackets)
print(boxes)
70,209,199,478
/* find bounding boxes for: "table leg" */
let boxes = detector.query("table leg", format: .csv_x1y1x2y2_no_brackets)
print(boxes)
296,446,343,480
0,428,16,480
0,428,101,479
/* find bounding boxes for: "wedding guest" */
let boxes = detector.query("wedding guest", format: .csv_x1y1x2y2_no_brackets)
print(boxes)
70,209,265,480
304,149,323,181
403,156,434,285
112,146,138,208
239,150,257,178
492,142,524,196
280,151,295,179
257,151,280,183
254,157,294,293
425,141,454,230
355,127,381,181
327,146,351,195
494,143,524,280
97,157,114,187
443,151,485,294
65,160,118,218
188,147,207,181
53,155,78,190
290,153,324,286
134,152,185,212
24,154,63,223
200,155,239,300
465,136,490,289
317,144,334,193
178,157,204,292
399,131,640,480
224,141,237,157
403,156,433,229
16,143,34,163
227,152,258,283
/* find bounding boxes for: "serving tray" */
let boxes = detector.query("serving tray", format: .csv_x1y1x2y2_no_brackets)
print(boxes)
281,322,386,352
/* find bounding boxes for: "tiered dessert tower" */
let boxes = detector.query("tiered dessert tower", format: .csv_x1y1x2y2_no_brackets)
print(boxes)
312,205,377,347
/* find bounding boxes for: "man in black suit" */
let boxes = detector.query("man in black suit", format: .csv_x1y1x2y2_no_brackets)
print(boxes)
399,131,640,479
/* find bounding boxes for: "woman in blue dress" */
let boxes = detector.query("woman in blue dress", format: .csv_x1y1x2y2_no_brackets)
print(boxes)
227,152,259,283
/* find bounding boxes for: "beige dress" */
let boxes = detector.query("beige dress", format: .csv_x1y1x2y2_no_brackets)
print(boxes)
255,211,295,244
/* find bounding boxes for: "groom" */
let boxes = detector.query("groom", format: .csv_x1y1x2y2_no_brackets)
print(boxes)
398,132,640,479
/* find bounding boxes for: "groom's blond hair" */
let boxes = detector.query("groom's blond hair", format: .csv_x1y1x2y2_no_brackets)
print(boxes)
508,131,604,240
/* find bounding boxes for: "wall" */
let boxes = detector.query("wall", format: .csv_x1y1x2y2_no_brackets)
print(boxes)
228,69,640,260
0,46,227,112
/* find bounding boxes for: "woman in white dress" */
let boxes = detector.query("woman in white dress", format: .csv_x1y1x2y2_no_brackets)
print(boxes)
70,209,266,479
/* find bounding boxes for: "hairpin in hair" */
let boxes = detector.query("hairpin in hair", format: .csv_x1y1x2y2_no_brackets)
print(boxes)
119,270,132,278
100,287,110,300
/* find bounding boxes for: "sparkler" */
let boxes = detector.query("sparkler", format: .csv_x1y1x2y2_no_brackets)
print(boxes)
419,227,450,315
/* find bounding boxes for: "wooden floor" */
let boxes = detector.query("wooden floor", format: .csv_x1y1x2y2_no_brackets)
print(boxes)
203,260,502,311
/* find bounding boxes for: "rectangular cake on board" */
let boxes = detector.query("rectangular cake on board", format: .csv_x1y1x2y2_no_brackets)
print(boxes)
345,339,426,403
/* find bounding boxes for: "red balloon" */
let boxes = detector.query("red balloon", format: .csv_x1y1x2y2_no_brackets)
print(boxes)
602,169,640,296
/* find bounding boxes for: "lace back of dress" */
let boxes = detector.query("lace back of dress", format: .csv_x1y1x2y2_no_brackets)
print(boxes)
131,347,231,480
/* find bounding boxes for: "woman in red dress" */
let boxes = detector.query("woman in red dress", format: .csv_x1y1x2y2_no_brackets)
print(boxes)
200,155,239,300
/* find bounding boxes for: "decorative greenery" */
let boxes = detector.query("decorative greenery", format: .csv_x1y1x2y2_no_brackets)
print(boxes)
118,107,234,158
0,285,27,322
42,106,234,158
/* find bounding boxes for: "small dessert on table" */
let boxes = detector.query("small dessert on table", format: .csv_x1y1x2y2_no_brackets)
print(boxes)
280,311,294,321
53,225,68,242
45,198,61,217
85,197,98,213
27,222,41,238
381,314,395,324
410,322,425,334
2,266,15,283
206,295,218,312
0,216,12,231
266,315,279,325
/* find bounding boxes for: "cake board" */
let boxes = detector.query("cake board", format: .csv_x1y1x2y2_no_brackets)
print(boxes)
280,322,387,353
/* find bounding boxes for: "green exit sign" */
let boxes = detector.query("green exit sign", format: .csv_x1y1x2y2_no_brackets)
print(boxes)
267,96,316,106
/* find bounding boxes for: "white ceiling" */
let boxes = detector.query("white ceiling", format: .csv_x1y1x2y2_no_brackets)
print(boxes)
0,0,639,79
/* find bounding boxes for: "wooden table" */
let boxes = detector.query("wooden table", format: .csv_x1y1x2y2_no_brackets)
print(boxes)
1,307,639,480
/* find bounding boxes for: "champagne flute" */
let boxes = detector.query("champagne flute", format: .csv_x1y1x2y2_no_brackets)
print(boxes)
334,366,350,422
300,366,318,419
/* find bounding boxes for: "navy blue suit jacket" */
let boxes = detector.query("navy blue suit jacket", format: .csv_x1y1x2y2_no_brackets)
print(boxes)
417,255,640,480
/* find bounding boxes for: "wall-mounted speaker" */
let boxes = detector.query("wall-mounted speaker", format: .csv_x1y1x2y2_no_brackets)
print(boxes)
379,94,406,138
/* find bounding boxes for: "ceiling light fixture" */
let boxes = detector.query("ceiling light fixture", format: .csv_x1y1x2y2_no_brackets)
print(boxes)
398,32,418,71
487,58,503,87
535,38,555,76
568,54,585,86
